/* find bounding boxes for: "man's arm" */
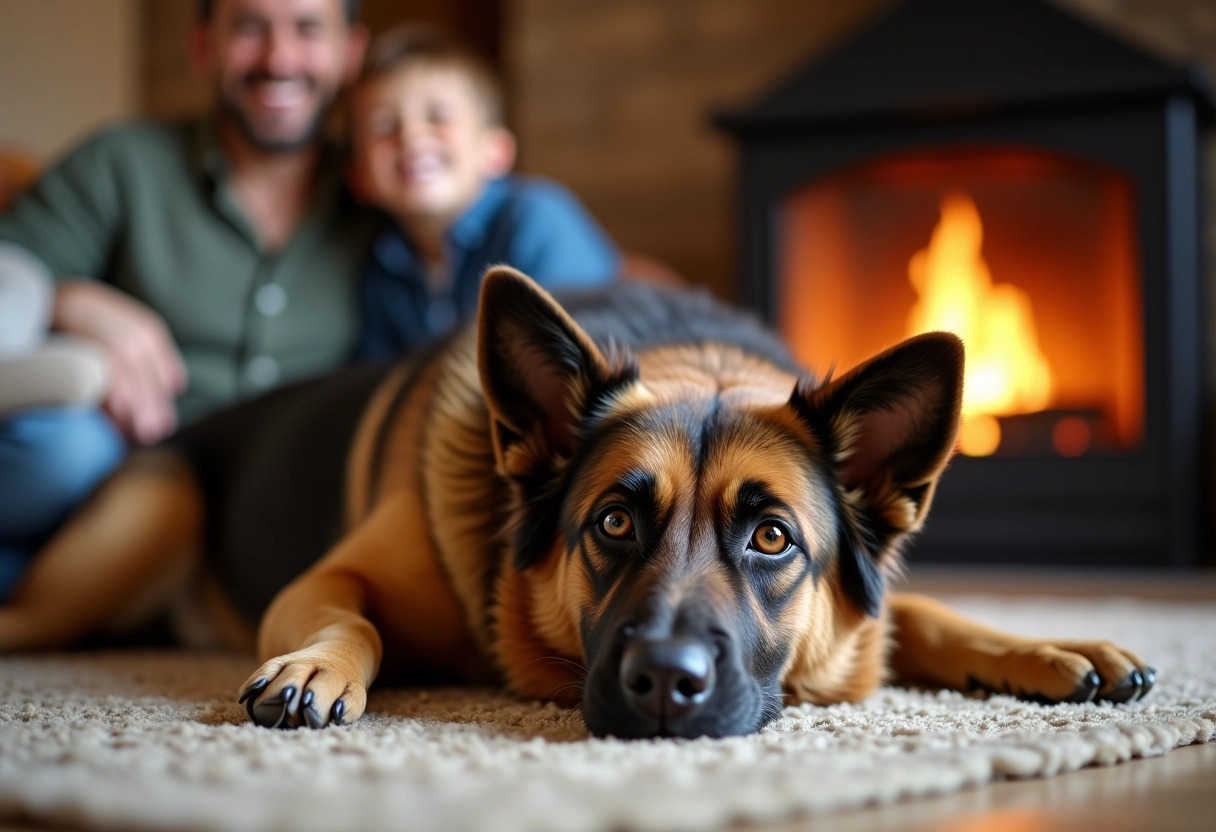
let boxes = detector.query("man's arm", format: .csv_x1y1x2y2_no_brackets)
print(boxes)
0,134,125,279
0,133,187,442
52,280,186,443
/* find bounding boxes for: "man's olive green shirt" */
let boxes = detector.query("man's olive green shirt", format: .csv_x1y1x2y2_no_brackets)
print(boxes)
0,119,377,424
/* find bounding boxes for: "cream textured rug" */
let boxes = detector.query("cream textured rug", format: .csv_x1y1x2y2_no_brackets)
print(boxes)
1,594,1213,832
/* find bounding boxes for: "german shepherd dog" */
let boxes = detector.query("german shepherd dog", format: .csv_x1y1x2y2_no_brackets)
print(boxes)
0,268,1154,738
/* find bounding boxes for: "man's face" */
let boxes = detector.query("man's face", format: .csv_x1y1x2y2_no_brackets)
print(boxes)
196,0,364,153
352,63,514,226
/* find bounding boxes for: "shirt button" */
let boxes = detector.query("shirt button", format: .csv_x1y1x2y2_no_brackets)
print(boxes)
255,283,288,317
245,355,279,389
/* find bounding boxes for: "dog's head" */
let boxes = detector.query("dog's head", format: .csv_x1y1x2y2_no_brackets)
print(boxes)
477,268,963,738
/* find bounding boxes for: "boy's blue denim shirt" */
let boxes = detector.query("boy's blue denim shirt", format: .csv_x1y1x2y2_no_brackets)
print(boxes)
357,175,620,359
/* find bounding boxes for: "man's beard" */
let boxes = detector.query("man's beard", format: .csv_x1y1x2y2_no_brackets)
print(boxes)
218,75,339,154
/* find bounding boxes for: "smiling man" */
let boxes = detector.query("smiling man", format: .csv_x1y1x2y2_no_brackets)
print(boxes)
207,0,357,155
0,0,372,596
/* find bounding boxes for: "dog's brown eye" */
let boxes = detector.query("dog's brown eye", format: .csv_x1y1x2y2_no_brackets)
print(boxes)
751,522,790,556
600,509,635,540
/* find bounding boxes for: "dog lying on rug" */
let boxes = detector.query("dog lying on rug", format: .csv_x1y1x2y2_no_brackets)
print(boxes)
0,268,1154,738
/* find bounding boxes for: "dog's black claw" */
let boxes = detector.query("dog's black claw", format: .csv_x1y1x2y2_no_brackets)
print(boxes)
1102,669,1143,704
251,685,297,729
241,678,271,723
331,699,346,726
304,704,325,729
1061,670,1101,703
251,700,288,729
1139,666,1157,698
300,689,324,729
238,678,269,705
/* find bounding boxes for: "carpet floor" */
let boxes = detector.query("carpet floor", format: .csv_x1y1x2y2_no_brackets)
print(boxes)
0,594,1213,832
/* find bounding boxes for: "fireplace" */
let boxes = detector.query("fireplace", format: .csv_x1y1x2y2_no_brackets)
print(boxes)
717,0,1214,567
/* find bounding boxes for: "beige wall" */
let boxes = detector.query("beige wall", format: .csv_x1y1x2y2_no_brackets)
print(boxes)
0,0,140,163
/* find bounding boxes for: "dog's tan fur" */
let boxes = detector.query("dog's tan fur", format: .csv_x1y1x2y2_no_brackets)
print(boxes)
0,268,1152,734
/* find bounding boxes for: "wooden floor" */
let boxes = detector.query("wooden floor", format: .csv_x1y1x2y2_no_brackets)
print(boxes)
751,741,1216,832
736,567,1216,832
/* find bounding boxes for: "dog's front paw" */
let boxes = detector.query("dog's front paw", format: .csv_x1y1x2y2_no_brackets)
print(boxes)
982,640,1155,704
238,649,368,729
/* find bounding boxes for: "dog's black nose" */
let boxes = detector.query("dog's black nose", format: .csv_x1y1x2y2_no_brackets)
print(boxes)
620,638,715,723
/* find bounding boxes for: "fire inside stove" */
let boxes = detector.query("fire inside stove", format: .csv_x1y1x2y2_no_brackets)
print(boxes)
908,191,1053,455
779,147,1144,458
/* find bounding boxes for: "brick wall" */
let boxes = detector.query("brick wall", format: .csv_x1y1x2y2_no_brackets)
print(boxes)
505,0,896,298
506,0,1216,309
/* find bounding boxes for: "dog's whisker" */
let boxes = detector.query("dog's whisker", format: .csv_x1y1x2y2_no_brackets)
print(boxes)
549,681,586,699
528,655,587,678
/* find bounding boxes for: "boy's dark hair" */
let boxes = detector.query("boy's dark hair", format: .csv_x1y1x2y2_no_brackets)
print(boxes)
361,25,505,127
198,0,361,24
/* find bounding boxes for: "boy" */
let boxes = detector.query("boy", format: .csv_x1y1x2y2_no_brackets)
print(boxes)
349,27,620,358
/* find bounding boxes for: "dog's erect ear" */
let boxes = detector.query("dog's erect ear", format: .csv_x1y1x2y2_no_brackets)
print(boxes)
478,268,638,570
792,332,964,617
478,267,631,472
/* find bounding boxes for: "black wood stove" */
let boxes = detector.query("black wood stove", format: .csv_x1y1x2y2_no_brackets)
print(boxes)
718,0,1214,567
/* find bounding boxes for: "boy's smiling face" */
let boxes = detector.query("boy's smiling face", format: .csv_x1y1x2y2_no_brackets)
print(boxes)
353,62,515,232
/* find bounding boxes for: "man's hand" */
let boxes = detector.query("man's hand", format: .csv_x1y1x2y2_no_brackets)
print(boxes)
52,280,187,444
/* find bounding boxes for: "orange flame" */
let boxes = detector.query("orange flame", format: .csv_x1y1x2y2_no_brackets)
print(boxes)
907,192,1053,455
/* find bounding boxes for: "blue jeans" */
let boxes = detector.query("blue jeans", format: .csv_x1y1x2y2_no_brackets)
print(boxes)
0,407,125,599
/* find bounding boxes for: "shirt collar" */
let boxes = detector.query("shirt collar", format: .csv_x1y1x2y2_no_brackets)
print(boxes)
447,177,510,251
190,117,227,185
190,116,346,199
370,177,510,280
190,116,353,245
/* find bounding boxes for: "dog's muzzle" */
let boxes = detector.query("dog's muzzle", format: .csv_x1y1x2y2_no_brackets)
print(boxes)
620,637,715,724
583,607,774,739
